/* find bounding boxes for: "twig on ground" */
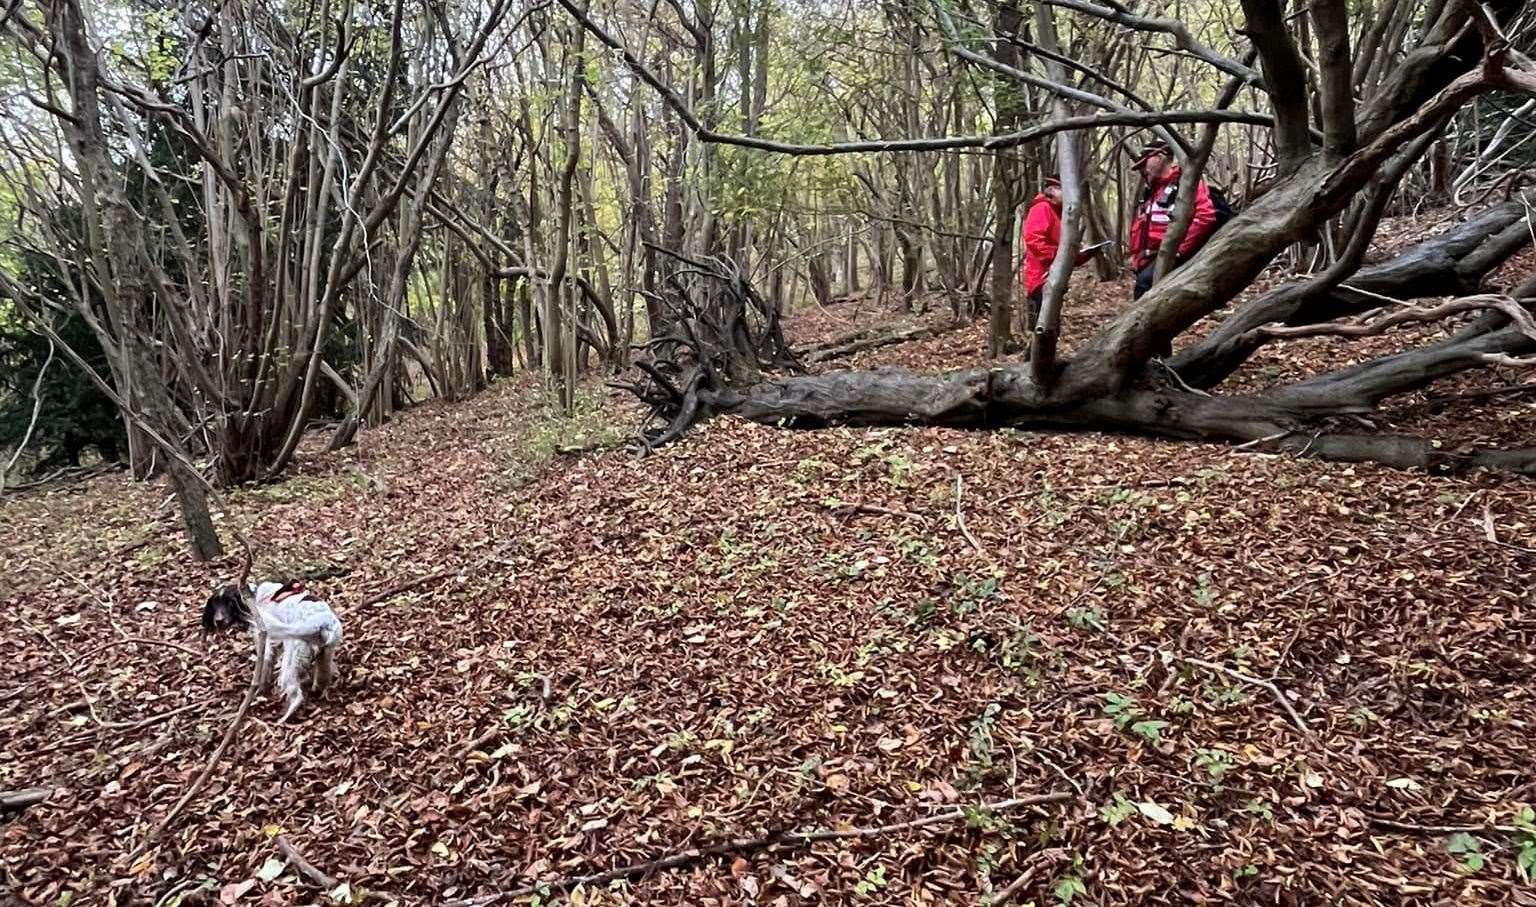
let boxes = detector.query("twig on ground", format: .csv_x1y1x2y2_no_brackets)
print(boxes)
26,700,209,757
85,636,204,662
444,793,1073,905
362,569,454,607
1232,430,1294,451
1424,521,1536,556
1173,651,1312,736
21,617,105,727
988,846,1069,906
990,865,1039,906
821,499,929,523
954,475,987,557
130,629,267,859
1482,502,1500,543
460,674,553,757
1426,382,1536,405
1448,489,1482,525
277,835,341,889
1105,623,1313,737
1368,816,1519,835
1032,748,1086,799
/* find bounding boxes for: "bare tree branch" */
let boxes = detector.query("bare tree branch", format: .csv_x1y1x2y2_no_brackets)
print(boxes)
556,0,1270,157
1040,0,1262,85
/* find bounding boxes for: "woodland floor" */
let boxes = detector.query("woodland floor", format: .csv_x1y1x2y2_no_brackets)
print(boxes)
4,218,1536,906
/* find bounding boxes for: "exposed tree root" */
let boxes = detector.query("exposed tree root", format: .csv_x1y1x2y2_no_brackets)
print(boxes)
275,836,341,890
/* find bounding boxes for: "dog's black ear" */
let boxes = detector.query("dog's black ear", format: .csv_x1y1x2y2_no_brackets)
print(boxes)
201,591,222,635
230,587,253,626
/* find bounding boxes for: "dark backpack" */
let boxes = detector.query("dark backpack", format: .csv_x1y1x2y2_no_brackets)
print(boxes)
1208,184,1236,230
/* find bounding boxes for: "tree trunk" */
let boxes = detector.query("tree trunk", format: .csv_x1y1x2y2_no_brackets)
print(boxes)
48,0,222,558
987,0,1026,355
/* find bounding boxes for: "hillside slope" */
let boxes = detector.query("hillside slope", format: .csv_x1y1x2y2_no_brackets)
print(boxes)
3,302,1534,905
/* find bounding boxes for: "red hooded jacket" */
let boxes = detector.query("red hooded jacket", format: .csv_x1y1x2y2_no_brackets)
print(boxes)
1128,166,1216,268
1020,193,1092,294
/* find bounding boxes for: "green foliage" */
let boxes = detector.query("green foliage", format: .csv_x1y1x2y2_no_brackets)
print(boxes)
1066,607,1105,632
519,384,622,463
1514,807,1536,882
961,702,1001,787
1102,692,1137,729
1053,874,1087,904
0,247,123,474
949,573,1000,615
1103,693,1173,743
854,865,888,896
1193,573,1216,607
1099,792,1136,826
997,625,1045,676
1447,832,1486,873
1193,748,1235,784
1129,719,1170,743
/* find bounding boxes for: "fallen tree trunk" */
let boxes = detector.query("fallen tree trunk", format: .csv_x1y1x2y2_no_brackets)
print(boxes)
628,255,1536,476
1272,317,1536,412
1173,202,1532,387
700,365,1536,475
608,10,1536,477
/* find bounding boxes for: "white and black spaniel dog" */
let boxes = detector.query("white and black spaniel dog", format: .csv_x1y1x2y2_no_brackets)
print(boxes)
202,577,344,723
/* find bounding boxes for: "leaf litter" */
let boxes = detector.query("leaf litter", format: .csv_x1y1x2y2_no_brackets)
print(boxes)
1,290,1534,905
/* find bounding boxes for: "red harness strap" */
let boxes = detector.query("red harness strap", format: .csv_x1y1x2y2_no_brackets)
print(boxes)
271,583,310,606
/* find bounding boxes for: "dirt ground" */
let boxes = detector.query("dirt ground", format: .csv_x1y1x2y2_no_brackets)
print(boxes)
3,253,1535,905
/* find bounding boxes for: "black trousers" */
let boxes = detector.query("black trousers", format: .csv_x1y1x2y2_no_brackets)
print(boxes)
1133,255,1189,300
1133,260,1185,358
1133,263,1157,300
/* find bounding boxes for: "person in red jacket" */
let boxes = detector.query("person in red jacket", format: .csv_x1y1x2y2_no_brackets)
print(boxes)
1020,177,1100,316
1127,140,1216,299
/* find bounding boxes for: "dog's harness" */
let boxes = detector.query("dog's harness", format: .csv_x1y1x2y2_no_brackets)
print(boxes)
270,582,312,606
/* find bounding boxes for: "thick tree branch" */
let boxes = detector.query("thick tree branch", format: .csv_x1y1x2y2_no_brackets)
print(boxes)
1030,2,1082,382
1172,200,1531,387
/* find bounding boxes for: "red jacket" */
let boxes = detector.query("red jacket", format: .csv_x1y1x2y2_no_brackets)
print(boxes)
1128,166,1216,268
1020,194,1091,293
